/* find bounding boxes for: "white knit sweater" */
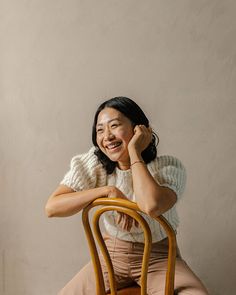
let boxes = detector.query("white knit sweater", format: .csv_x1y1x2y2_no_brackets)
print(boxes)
60,146,187,243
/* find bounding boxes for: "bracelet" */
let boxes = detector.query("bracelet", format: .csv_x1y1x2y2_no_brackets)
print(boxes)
130,160,145,167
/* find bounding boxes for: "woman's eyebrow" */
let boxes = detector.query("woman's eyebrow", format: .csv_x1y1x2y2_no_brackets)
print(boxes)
96,118,120,127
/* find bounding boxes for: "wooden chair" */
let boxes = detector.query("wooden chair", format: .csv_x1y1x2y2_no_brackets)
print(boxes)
82,198,177,295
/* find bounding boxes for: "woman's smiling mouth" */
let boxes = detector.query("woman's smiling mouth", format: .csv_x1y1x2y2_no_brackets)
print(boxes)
105,141,122,151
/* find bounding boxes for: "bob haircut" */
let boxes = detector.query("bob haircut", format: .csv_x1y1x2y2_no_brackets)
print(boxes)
92,96,159,174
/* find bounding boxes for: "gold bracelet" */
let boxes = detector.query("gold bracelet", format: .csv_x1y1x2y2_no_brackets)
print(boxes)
130,160,145,167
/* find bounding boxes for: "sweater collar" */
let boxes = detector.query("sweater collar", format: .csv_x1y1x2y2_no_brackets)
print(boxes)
115,166,132,176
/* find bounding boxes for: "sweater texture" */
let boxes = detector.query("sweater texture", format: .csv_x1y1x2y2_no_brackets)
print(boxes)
60,146,187,243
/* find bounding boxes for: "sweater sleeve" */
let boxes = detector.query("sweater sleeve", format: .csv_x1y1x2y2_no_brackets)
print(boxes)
148,155,187,199
60,146,107,191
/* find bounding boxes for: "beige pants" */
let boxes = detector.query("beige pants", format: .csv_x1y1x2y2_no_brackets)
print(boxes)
58,236,209,295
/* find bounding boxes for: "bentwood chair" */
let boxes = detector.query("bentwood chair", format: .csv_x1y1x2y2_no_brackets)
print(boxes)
82,198,177,295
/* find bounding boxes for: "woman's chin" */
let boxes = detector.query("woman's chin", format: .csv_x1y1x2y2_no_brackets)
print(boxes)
106,154,120,162
103,147,129,163
108,155,130,167
104,149,121,160
105,152,123,163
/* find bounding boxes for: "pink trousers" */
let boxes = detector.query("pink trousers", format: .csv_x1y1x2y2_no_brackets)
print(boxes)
58,236,209,295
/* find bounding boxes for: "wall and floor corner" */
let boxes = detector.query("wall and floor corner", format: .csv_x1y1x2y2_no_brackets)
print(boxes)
1,1,236,294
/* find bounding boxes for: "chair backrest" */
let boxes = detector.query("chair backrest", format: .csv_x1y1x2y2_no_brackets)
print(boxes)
82,197,177,295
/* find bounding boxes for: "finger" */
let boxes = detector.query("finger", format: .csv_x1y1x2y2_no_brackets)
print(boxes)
145,126,151,134
137,124,146,131
128,218,133,231
123,217,128,231
123,215,129,231
127,217,132,231
128,216,135,231
124,219,128,231
138,124,144,130
139,125,150,135
121,215,129,230
116,212,123,224
120,219,125,230
125,216,130,231
120,213,125,224
120,217,125,229
130,218,136,230
134,125,140,132
129,218,134,231
116,212,120,224
127,222,131,232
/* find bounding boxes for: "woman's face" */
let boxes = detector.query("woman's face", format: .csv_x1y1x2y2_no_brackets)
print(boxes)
96,107,134,169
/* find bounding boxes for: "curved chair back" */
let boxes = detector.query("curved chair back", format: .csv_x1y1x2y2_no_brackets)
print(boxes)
82,197,176,295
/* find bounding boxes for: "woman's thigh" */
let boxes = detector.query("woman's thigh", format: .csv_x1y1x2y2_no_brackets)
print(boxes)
136,258,209,295
57,261,97,295
57,258,132,295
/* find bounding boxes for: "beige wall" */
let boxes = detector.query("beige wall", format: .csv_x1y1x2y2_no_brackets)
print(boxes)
1,1,236,294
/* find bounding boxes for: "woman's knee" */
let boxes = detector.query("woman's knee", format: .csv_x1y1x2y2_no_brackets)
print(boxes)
145,259,209,295
174,260,209,295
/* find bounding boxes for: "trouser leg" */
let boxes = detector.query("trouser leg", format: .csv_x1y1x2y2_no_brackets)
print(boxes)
57,261,97,295
57,235,133,295
139,258,209,295
130,238,209,295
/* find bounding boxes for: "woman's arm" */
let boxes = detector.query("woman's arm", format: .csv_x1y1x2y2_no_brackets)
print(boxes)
128,125,177,216
45,185,124,218
129,148,177,216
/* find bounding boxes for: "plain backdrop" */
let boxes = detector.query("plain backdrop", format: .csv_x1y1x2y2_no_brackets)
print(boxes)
1,1,236,294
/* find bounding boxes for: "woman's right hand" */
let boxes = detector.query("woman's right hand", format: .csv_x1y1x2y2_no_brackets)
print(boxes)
107,186,139,231
107,186,127,199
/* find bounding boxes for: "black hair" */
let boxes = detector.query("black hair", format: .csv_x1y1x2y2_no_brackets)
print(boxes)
92,96,159,174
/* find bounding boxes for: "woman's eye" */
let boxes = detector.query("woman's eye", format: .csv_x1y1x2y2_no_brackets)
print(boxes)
111,124,118,128
96,129,103,133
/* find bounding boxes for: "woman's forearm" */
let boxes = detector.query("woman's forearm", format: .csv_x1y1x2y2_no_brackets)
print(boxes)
45,186,109,218
129,149,176,216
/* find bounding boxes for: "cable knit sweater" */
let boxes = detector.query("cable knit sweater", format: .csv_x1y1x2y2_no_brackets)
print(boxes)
60,146,187,243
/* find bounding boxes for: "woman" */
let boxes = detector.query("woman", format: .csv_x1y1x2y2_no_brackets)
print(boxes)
45,97,209,294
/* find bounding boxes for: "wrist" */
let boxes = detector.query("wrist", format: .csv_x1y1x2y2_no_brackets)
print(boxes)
130,160,145,167
128,147,142,162
96,186,111,198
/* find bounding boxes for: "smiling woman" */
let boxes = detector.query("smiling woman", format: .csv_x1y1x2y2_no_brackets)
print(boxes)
96,108,134,167
91,97,159,174
45,97,209,294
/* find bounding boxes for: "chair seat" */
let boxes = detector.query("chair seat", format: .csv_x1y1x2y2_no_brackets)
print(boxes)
108,285,141,295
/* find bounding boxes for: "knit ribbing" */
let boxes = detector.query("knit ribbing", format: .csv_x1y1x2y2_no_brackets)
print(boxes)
60,147,186,243
148,155,187,199
60,147,107,191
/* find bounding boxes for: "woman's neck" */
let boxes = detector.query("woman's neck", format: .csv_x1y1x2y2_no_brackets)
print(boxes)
117,161,131,170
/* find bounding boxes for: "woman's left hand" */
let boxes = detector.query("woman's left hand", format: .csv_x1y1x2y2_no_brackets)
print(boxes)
128,125,152,155
116,212,139,231
111,191,139,231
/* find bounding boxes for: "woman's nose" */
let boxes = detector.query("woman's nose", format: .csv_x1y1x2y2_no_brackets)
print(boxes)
104,127,115,140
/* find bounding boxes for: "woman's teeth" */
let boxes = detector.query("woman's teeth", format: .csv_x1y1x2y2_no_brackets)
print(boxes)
107,142,121,149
